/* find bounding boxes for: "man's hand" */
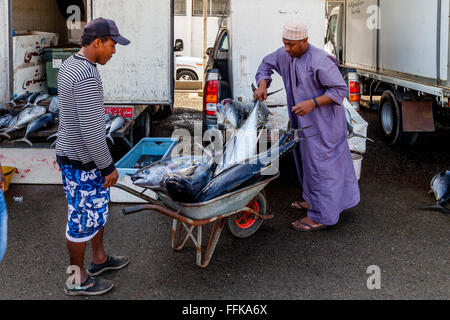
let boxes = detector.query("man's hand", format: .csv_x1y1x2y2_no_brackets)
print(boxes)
253,81,268,101
102,169,119,188
291,99,315,117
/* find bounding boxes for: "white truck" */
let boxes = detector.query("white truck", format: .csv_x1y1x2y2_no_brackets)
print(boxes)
325,0,450,145
202,0,327,131
0,0,181,184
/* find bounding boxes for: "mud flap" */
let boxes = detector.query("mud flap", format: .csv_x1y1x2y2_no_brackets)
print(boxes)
401,100,435,132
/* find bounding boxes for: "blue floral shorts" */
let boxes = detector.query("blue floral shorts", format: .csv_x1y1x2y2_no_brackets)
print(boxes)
60,164,110,242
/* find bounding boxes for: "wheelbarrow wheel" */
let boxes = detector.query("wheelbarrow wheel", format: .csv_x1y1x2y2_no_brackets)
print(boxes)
226,192,267,238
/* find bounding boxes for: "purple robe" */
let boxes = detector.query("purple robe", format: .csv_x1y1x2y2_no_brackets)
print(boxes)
256,44,360,225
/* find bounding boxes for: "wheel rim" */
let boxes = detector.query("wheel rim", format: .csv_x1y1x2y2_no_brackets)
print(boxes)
234,198,259,229
180,74,193,80
381,101,394,135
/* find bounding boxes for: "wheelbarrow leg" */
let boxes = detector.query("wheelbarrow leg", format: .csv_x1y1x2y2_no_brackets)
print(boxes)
170,218,226,268
198,218,226,268
171,219,196,251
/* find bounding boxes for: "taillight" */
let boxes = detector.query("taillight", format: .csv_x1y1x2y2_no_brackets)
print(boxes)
349,80,360,111
203,80,218,115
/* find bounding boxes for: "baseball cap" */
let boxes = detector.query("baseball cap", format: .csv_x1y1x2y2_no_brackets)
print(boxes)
83,17,131,46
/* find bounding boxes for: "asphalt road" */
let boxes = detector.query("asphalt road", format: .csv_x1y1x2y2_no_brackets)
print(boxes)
0,102,449,301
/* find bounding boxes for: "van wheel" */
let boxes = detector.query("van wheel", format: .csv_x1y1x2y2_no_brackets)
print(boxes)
226,193,266,238
378,90,419,146
177,70,198,81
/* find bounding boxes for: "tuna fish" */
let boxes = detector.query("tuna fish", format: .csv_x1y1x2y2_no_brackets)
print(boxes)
47,132,58,141
49,96,59,113
219,100,260,172
131,155,208,190
6,115,18,129
0,106,46,139
22,92,40,109
224,102,240,129
12,113,55,146
420,170,450,214
160,163,215,203
8,92,32,108
105,115,115,131
32,93,49,107
106,117,125,144
0,114,13,128
194,129,312,203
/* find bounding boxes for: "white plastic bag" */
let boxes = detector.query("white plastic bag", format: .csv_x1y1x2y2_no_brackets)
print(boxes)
343,98,369,154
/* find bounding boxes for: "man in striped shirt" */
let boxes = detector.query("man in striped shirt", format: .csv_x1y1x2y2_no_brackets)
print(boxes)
57,18,130,296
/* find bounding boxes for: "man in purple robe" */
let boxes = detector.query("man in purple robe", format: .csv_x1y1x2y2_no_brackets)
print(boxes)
254,21,360,231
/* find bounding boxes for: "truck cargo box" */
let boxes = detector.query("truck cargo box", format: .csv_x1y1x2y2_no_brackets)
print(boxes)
227,0,326,106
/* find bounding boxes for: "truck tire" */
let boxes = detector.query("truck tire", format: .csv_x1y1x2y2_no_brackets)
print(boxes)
226,192,267,238
156,105,174,118
378,90,419,146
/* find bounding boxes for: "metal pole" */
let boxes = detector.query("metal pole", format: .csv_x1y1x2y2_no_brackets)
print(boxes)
203,0,208,85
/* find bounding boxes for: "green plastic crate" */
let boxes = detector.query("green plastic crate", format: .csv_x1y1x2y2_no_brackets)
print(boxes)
43,47,80,95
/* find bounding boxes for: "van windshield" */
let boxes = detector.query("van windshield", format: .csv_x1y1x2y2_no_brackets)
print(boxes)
219,34,229,52
329,15,338,37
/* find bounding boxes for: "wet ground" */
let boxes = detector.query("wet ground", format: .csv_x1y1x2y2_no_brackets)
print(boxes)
0,93,449,301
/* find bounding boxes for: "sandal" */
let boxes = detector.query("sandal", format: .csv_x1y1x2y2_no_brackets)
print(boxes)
291,200,309,210
290,219,326,232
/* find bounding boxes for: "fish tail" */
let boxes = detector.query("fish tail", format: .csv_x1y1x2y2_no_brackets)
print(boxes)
0,132,11,140
12,137,32,146
107,134,114,144
47,133,58,140
50,140,57,148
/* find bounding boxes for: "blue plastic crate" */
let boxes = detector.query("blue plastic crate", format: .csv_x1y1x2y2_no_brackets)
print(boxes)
115,137,178,178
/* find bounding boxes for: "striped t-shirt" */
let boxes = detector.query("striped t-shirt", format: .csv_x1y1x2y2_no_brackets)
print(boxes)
56,53,115,176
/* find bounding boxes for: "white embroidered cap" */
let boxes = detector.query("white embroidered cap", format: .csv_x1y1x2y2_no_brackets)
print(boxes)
282,21,308,40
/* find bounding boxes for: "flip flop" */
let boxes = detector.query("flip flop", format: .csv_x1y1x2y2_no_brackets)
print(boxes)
290,220,326,232
291,200,309,210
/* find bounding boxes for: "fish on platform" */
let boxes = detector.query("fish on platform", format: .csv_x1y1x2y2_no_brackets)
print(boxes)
22,92,40,109
12,113,55,146
420,170,450,214
0,106,46,139
49,96,59,113
47,132,58,148
0,114,13,128
7,92,32,108
32,93,49,107
106,117,125,144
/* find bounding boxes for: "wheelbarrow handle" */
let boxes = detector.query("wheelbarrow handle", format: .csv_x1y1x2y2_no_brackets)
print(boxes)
122,205,145,215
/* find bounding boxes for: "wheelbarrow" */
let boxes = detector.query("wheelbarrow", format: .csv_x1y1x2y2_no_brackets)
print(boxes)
113,172,279,268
